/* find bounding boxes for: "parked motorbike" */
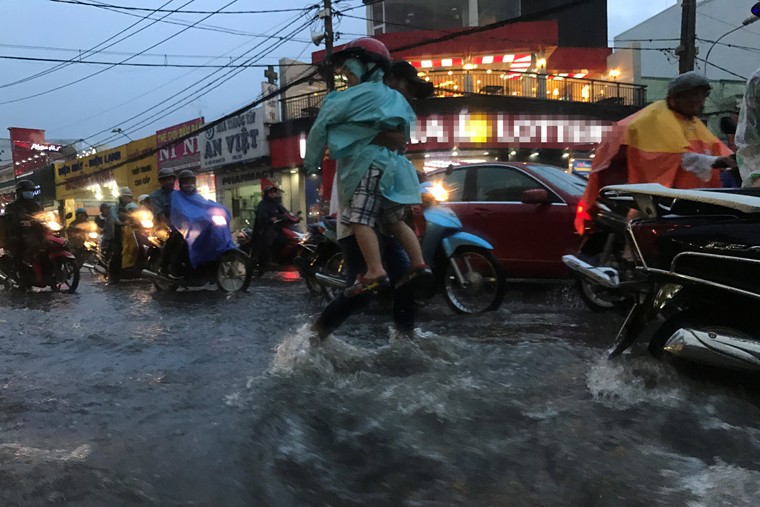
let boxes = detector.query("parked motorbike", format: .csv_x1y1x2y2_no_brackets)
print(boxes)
309,182,506,314
293,216,344,298
237,211,305,277
0,212,80,293
563,183,760,372
142,212,252,293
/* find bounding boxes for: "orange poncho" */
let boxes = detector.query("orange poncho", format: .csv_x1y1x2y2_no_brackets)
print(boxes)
577,100,732,231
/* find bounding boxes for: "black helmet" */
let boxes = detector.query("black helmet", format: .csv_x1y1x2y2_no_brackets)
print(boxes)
16,179,36,192
177,169,196,181
158,167,176,180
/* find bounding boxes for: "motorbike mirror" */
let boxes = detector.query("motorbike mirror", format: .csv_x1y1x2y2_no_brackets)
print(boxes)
297,210,303,215
521,188,550,205
65,212,73,219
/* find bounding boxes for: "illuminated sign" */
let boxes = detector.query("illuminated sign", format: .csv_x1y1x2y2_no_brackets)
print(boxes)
30,143,62,152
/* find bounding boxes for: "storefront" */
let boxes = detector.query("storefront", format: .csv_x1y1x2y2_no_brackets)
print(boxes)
201,106,272,225
54,135,157,223
156,118,215,200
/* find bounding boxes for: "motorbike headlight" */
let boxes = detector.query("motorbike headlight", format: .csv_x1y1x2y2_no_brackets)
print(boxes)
88,231,99,239
47,220,62,232
141,219,154,229
211,215,227,227
430,182,449,202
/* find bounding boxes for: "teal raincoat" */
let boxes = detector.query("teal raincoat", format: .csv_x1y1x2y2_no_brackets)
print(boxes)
303,69,421,207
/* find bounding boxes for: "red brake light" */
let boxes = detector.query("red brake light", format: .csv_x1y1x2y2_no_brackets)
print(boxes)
574,202,592,235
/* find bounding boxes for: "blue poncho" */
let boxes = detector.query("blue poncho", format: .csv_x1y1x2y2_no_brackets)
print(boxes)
170,191,236,268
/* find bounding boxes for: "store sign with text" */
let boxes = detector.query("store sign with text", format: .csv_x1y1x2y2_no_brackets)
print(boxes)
201,107,268,172
156,118,204,172
408,113,614,150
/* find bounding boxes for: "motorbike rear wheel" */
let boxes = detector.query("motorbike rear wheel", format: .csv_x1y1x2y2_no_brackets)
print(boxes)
576,252,629,312
217,251,252,292
442,247,505,314
149,257,178,292
51,258,80,294
319,250,347,300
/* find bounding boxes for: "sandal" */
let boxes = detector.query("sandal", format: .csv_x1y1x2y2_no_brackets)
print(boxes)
344,274,391,298
395,264,434,293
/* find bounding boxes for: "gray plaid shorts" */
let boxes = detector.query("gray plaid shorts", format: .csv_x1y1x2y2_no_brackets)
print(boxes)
341,167,406,230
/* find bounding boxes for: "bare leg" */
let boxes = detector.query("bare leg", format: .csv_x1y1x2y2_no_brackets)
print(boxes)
388,220,426,267
352,224,387,279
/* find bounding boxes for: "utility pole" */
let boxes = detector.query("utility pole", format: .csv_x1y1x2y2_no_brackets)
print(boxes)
321,0,335,91
677,0,697,73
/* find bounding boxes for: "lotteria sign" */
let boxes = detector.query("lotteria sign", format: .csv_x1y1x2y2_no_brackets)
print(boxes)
407,113,615,150
201,106,268,172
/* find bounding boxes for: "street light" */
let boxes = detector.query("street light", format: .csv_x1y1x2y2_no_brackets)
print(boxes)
704,2,760,78
111,128,133,141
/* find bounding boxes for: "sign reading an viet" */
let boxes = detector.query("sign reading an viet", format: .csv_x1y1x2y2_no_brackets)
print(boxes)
201,106,268,172
156,118,204,173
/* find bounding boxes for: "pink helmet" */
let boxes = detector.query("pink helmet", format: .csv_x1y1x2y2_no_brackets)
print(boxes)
330,37,392,73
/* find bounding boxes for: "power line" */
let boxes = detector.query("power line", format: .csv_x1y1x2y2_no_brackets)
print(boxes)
0,54,312,68
87,14,316,146
0,43,305,59
51,0,314,41
49,0,318,14
0,0,178,89
694,56,747,80
0,0,238,105
47,11,308,136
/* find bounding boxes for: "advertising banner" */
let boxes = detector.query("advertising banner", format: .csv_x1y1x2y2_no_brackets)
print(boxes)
54,145,127,200
201,106,268,172
156,118,203,173
262,82,280,124
9,127,61,176
123,135,158,197
408,113,615,150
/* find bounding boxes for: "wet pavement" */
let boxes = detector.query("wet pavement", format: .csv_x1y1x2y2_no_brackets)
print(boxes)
2,274,760,506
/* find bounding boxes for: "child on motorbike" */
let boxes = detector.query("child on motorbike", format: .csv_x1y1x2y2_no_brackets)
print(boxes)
304,37,432,297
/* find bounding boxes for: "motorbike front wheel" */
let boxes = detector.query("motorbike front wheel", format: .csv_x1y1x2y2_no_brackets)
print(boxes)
51,258,80,294
217,251,252,292
442,247,506,314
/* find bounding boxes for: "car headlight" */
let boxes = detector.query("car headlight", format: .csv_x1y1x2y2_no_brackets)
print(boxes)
211,215,227,226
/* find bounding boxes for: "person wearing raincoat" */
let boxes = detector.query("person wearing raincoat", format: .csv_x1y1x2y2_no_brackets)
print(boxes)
576,71,736,233
303,37,431,298
167,170,235,277
736,67,760,187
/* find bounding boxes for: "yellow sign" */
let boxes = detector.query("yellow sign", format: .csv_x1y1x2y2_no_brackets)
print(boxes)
119,135,157,198
55,145,127,200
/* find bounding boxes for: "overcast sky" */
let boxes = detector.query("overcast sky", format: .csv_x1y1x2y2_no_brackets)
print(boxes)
0,0,679,152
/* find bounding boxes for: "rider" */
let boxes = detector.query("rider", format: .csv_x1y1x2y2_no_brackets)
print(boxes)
3,180,43,275
253,183,291,270
736,66,760,187
66,208,90,252
150,168,176,226
163,170,196,278
137,194,152,213
579,71,737,227
107,187,133,285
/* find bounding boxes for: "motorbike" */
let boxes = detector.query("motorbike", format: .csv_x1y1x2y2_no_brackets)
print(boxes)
0,212,80,293
309,182,507,314
293,216,344,298
142,211,252,293
563,183,760,372
237,211,306,277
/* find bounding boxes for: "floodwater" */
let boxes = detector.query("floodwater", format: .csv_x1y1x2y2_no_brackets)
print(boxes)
1,276,760,506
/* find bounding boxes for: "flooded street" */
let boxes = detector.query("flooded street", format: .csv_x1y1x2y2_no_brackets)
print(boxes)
2,275,760,506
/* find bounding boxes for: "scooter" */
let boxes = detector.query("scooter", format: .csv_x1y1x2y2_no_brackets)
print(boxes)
309,182,507,314
0,212,80,293
294,216,344,298
563,183,760,372
142,212,252,293
237,211,306,277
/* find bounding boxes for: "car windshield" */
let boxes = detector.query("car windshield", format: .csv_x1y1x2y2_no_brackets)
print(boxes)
527,164,586,195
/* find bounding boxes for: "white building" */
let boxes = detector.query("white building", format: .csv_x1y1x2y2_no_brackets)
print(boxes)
610,0,757,109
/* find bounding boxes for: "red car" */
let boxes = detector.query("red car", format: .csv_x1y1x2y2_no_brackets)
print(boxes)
428,162,586,278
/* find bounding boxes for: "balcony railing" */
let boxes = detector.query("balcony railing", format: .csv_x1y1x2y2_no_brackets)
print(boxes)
281,71,645,120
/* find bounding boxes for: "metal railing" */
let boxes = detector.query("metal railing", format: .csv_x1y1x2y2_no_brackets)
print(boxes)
281,71,645,120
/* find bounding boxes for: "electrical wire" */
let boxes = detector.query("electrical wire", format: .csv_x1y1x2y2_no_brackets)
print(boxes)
48,0,318,15
87,14,316,146
0,0,177,89
0,54,313,68
695,56,747,80
0,0,238,105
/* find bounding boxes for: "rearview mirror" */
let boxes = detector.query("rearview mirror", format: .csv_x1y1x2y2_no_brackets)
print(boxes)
521,188,550,205
65,212,73,219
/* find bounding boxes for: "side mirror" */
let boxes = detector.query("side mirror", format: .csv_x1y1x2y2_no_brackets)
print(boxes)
297,210,303,215
65,212,73,219
521,188,550,205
